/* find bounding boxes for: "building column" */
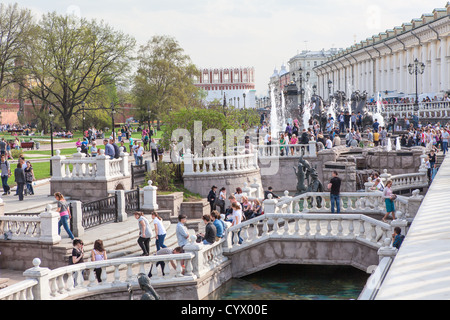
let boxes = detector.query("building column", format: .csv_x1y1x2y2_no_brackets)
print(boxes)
392,51,397,92
431,40,438,93
442,38,449,92
399,50,405,94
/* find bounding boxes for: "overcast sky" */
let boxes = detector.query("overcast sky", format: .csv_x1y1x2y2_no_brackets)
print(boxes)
4,0,448,96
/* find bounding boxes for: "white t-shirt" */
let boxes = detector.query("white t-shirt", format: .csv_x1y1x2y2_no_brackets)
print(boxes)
232,209,242,226
153,217,166,235
137,146,144,157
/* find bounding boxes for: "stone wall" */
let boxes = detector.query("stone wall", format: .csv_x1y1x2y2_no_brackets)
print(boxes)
225,238,379,278
50,177,131,202
0,241,68,270
183,169,262,200
156,192,184,217
363,147,424,175
180,200,210,219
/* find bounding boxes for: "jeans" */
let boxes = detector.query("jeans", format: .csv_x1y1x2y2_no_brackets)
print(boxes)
26,182,34,195
58,215,74,240
443,141,448,155
137,236,150,255
151,149,158,162
16,182,24,201
137,156,143,165
231,230,243,245
155,234,167,251
1,175,10,194
330,194,340,213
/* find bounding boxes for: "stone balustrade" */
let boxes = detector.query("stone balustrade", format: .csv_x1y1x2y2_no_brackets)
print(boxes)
183,152,258,176
222,212,394,253
257,141,317,158
51,148,129,182
367,101,450,119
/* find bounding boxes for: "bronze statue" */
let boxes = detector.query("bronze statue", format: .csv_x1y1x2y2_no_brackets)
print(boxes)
306,169,324,208
138,273,161,300
294,156,313,195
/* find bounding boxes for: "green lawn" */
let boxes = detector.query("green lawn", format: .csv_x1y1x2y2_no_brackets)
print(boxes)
4,161,52,188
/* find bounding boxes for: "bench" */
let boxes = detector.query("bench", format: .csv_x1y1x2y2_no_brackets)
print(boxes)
20,142,34,150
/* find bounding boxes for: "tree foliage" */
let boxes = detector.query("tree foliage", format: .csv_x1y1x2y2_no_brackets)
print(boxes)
132,35,202,123
0,3,34,92
16,12,136,130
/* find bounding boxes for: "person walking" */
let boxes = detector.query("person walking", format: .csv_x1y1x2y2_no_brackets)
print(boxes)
91,239,107,283
231,202,243,245
382,180,397,223
0,154,11,195
150,138,158,163
14,162,26,201
151,211,167,251
176,214,190,248
328,171,341,214
24,161,35,196
54,192,75,240
134,211,153,256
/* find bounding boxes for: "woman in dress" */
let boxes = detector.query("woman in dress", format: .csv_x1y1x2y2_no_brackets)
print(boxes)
382,180,397,223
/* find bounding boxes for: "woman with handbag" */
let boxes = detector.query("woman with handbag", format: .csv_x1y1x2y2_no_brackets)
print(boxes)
24,161,35,195
382,180,397,223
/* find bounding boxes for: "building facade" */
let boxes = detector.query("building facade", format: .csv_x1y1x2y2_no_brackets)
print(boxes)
314,4,450,101
194,67,256,109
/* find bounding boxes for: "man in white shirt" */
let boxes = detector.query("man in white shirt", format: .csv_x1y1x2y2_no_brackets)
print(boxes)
325,137,333,149
136,142,144,165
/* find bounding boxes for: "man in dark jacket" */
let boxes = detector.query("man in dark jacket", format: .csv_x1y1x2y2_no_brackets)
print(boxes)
111,139,120,159
207,186,217,213
198,215,217,245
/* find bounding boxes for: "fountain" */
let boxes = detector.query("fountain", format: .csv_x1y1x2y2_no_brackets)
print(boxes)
270,86,284,137
386,138,392,152
396,137,401,151
328,99,336,122
302,83,313,130
373,92,385,128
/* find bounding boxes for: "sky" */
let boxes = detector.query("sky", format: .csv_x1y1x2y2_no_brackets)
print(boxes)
4,0,449,96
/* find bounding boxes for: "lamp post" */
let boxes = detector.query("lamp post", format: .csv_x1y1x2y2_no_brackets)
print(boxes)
82,101,85,137
147,105,151,132
328,80,333,104
243,93,246,108
49,106,54,175
408,58,425,113
111,102,116,140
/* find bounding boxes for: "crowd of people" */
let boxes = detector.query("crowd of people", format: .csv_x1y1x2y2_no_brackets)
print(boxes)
74,125,164,165
0,152,35,200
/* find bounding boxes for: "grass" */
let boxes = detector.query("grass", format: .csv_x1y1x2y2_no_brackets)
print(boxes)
5,161,52,188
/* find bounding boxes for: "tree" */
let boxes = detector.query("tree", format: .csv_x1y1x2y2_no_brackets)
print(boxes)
0,3,33,92
132,35,202,128
17,12,136,130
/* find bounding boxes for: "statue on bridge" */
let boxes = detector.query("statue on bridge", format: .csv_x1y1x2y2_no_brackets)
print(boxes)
294,156,314,196
137,273,161,300
306,170,324,208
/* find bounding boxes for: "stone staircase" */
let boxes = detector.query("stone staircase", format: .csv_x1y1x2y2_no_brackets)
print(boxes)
436,153,446,169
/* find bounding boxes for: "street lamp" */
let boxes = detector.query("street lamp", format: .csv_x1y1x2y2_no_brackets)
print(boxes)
408,58,425,112
82,101,85,137
243,93,246,108
111,102,116,140
49,106,54,175
328,80,333,103
147,105,151,132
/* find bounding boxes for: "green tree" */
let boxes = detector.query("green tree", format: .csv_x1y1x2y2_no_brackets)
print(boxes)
132,35,202,129
0,3,33,92
17,12,136,130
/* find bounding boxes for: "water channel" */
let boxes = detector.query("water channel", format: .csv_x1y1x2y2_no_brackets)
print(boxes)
204,264,369,300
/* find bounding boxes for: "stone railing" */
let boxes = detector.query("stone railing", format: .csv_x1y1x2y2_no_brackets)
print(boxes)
264,189,423,222
222,212,395,253
183,152,258,176
257,141,317,158
367,101,450,119
0,236,228,300
51,148,130,181
0,205,61,244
